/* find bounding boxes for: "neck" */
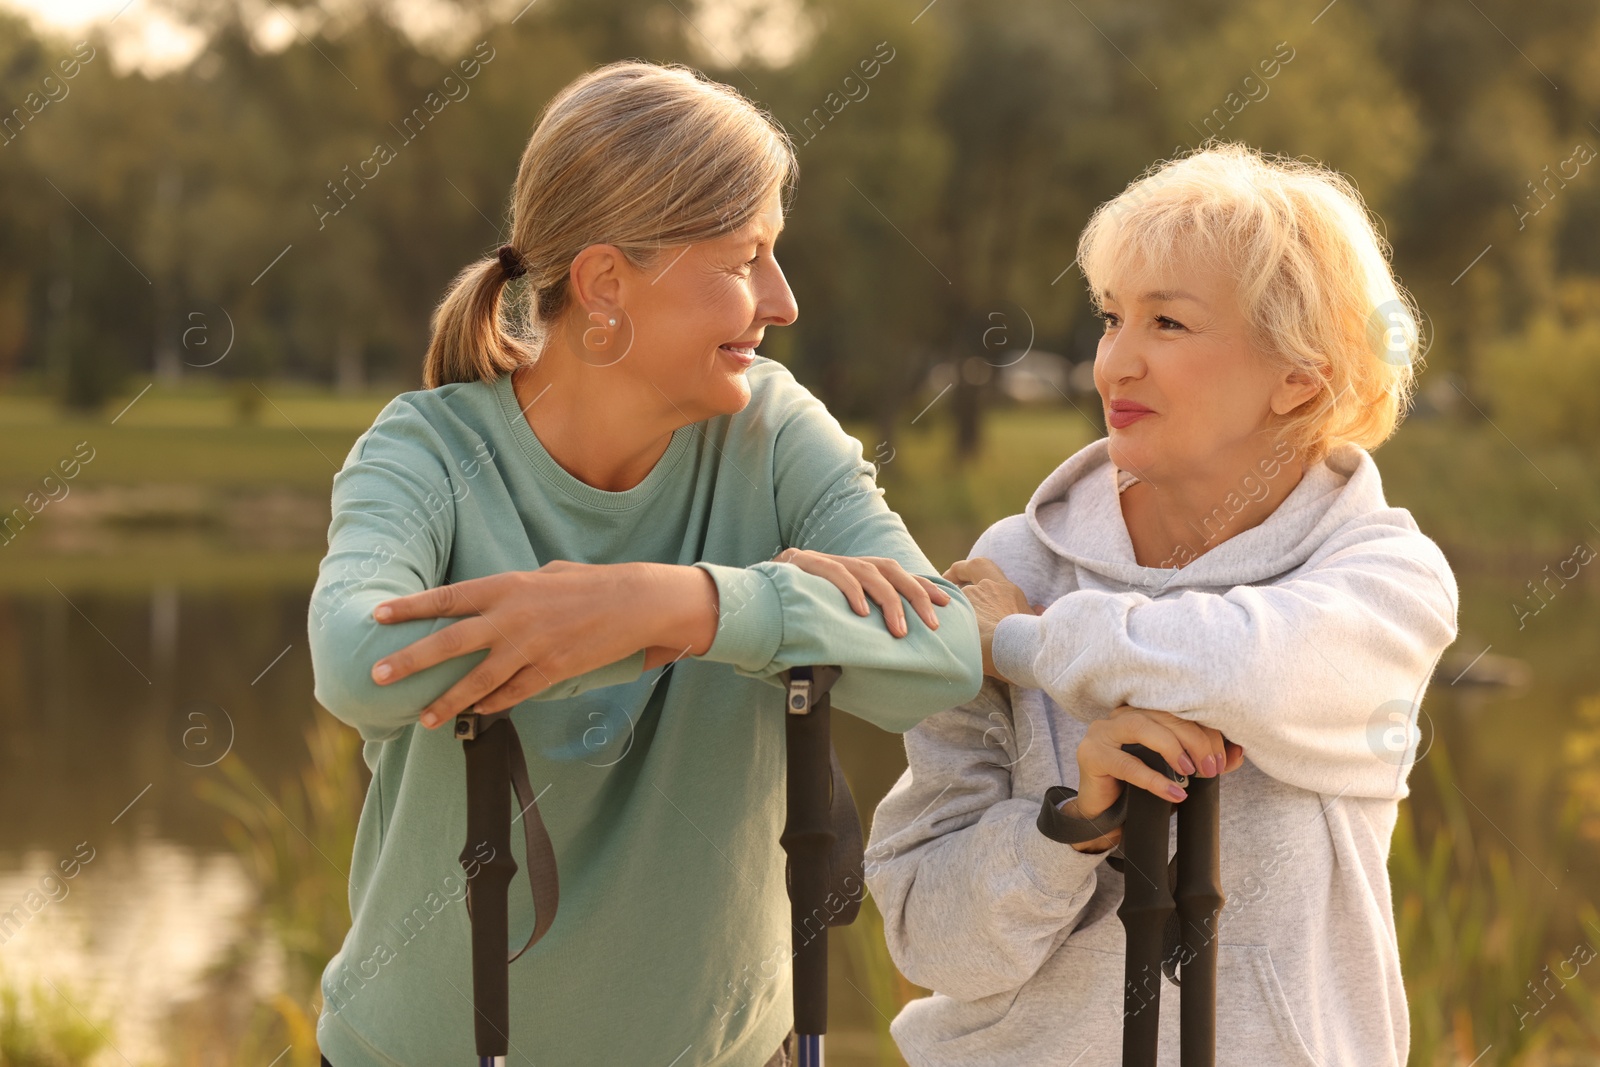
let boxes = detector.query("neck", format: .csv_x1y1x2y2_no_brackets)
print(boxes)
1119,444,1306,569
510,335,683,493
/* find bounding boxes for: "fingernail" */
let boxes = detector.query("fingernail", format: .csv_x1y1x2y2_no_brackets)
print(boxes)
373,663,392,682
374,605,392,621
1203,755,1217,776
422,712,439,728
1179,755,1196,775
895,619,907,637
1168,784,1188,801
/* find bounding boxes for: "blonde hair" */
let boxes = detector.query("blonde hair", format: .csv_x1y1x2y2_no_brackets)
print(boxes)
422,61,797,389
1076,143,1421,464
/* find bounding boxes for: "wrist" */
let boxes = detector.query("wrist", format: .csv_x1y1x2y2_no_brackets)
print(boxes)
1058,797,1119,854
636,562,718,656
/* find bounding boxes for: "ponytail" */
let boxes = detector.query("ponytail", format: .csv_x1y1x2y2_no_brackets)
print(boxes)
421,253,534,389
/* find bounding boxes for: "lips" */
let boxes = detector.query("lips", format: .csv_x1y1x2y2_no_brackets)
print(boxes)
1107,399,1154,430
719,341,757,367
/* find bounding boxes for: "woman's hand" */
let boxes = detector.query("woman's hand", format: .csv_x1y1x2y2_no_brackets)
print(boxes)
1064,706,1245,853
942,557,1043,680
770,548,951,637
369,561,717,728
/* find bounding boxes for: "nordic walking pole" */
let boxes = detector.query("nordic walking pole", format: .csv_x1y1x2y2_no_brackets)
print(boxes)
1115,742,1223,1067
1118,743,1179,1067
456,709,560,1067
780,665,844,1067
1174,769,1222,1067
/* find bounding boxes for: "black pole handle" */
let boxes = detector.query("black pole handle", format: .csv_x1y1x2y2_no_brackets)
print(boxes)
1114,742,1223,1067
780,665,844,1067
1118,743,1177,1067
460,715,517,1059
1175,771,1222,1067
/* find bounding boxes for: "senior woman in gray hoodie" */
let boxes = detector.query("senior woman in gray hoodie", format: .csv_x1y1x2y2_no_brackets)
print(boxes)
863,145,1459,1066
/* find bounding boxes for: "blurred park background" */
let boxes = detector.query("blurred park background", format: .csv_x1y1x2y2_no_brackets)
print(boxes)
3,0,1600,1063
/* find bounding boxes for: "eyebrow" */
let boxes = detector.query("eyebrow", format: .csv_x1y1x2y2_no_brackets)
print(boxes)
1102,288,1201,303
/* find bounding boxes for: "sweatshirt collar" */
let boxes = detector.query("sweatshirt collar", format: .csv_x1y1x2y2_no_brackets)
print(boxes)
1024,437,1386,591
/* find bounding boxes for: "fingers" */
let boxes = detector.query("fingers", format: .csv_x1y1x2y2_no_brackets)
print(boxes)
1085,712,1216,803
472,662,557,716
882,569,945,632
845,561,911,636
1107,745,1190,803
943,557,1008,586
800,555,876,621
374,576,499,623
416,649,537,728
372,617,492,685
778,551,951,637
1107,705,1232,778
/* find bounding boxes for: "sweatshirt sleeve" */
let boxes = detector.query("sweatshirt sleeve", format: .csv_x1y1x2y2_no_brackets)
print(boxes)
307,398,645,743
690,375,983,734
989,515,1459,799
864,678,1110,1001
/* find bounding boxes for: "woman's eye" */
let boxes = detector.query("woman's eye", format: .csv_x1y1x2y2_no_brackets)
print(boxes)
1097,309,1120,328
1155,315,1186,330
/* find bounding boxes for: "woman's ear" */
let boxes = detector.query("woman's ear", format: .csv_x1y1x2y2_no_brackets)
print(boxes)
1270,365,1324,416
568,244,627,322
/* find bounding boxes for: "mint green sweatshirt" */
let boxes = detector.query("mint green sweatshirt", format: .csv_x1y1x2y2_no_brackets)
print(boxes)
306,357,983,1066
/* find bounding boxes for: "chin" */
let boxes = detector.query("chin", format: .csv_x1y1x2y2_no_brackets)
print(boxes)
684,374,752,419
1107,434,1162,478
704,375,752,418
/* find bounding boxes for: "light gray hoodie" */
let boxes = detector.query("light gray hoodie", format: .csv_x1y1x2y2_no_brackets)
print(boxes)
864,437,1459,1067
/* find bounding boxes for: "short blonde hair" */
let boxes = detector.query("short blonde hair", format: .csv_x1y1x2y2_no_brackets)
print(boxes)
423,61,797,389
1076,143,1421,463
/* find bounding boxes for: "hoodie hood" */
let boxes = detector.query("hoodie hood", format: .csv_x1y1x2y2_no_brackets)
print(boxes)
1025,437,1391,592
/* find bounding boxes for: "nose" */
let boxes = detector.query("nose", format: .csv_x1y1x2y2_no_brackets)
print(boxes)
1095,322,1145,393
759,256,799,328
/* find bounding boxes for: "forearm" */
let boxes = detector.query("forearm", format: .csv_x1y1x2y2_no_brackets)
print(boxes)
312,563,659,741
991,562,1457,797
690,560,982,733
636,563,720,667
870,798,1107,1000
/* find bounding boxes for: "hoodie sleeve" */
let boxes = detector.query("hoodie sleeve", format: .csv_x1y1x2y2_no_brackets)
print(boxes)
865,677,1111,1002
990,514,1460,799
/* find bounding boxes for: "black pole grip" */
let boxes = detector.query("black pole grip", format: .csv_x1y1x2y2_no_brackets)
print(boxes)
781,668,836,1039
461,716,518,1058
1175,771,1222,1067
1117,743,1177,1067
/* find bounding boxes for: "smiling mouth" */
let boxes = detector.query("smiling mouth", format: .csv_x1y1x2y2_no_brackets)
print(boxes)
719,343,756,364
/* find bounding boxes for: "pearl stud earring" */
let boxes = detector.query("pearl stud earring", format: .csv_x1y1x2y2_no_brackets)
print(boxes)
608,318,617,326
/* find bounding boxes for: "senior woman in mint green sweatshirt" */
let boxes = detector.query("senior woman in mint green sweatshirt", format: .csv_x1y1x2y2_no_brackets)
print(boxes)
867,145,1459,1066
305,61,982,1067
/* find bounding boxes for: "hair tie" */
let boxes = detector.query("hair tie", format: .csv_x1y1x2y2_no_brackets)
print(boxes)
496,244,528,280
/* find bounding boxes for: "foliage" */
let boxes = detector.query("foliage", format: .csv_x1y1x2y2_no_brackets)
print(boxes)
4,0,1600,437
1392,729,1600,1066
1478,282,1600,450
191,711,367,1067
0,971,113,1067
